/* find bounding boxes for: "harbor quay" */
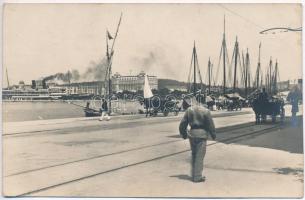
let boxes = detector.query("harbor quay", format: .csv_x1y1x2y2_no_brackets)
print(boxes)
3,106,303,197
2,3,303,199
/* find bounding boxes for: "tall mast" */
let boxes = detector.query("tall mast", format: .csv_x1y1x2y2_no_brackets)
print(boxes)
208,57,211,94
193,42,197,95
245,49,250,97
256,42,261,89
6,68,10,88
105,31,111,96
273,59,278,95
242,50,245,89
265,72,268,92
105,30,110,96
233,36,239,92
187,49,194,93
105,13,122,113
223,15,226,95
187,41,203,95
269,57,273,93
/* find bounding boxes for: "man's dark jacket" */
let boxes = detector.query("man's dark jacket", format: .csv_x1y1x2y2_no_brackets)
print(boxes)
179,105,216,139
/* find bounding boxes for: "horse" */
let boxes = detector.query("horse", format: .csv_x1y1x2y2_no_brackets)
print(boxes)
251,94,285,124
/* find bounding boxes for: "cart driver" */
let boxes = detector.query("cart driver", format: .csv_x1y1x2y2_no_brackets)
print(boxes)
259,88,268,103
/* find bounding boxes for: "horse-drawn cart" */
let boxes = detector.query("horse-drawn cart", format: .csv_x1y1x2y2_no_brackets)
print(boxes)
144,96,181,117
224,93,243,111
251,95,285,124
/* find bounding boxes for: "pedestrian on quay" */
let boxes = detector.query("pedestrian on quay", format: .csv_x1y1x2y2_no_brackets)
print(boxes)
99,98,111,121
287,86,301,126
258,87,269,122
179,97,216,183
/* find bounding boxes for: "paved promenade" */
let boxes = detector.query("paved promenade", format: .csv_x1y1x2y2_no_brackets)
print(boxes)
3,107,303,198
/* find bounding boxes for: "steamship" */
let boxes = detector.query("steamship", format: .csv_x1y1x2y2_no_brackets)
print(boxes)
2,88,66,101
2,79,94,101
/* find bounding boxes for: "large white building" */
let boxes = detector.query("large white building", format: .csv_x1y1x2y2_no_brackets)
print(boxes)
112,71,158,92
60,81,105,95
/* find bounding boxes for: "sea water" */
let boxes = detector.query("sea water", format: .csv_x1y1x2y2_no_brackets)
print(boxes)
2,100,143,122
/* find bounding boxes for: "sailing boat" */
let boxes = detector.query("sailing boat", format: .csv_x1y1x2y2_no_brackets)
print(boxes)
187,41,204,96
84,13,122,117
230,36,243,96
215,15,230,98
222,36,243,100
104,13,123,114
263,56,281,96
186,41,210,106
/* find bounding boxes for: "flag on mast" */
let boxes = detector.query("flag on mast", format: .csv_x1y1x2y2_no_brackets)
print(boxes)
144,74,153,98
107,30,113,40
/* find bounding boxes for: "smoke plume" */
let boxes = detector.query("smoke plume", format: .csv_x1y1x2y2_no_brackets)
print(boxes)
44,72,72,83
71,69,80,82
44,57,108,84
81,57,108,82
132,46,182,79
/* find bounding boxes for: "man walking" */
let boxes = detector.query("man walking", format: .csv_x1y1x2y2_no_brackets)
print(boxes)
99,99,111,121
179,97,216,182
258,87,269,122
287,86,301,126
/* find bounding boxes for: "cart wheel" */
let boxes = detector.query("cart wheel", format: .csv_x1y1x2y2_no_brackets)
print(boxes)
174,110,179,116
152,110,158,117
163,109,169,117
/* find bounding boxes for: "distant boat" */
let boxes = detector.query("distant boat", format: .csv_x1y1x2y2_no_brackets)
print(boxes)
2,88,66,101
84,101,101,117
84,14,122,117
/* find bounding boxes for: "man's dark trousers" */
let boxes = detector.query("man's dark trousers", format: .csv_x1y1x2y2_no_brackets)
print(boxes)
189,137,207,182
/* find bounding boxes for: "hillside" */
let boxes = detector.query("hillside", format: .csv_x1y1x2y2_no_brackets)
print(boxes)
158,79,188,89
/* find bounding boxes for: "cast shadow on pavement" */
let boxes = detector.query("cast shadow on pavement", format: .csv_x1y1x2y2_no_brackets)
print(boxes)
169,174,192,182
273,167,304,182
167,135,182,138
274,167,303,175
219,116,303,154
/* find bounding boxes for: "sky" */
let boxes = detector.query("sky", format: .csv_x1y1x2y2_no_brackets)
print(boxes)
2,3,303,87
